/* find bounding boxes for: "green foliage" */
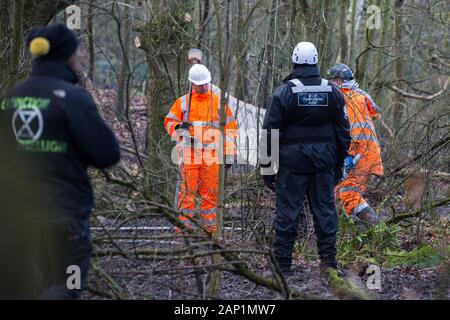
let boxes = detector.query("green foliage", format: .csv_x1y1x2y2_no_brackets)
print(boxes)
337,214,449,270
337,215,402,266
294,239,318,263
384,245,450,269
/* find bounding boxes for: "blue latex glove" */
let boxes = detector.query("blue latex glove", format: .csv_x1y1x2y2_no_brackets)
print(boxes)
344,156,356,170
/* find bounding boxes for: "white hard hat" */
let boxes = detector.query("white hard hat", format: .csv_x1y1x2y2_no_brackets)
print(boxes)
292,42,318,65
188,64,211,85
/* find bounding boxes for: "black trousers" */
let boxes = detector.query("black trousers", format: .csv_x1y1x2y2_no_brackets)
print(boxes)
36,220,92,300
273,168,338,272
0,217,92,300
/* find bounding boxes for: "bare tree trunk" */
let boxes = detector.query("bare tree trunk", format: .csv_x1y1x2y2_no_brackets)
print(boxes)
297,0,312,41
393,0,405,131
372,0,390,98
318,0,338,69
207,0,228,298
116,0,131,119
256,0,277,110
87,0,95,81
207,0,239,298
356,0,379,85
8,0,24,88
136,0,194,181
349,0,358,67
232,0,247,100
0,1,11,94
197,0,210,47
349,0,363,69
339,0,349,62
145,59,165,170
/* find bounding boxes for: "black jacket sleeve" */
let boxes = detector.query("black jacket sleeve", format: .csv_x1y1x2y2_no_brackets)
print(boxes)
333,87,351,173
260,86,285,169
66,89,121,169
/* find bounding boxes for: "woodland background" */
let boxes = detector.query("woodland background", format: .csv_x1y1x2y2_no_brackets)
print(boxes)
0,0,449,299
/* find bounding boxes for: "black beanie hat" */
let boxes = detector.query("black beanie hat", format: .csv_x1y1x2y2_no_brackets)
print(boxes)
27,24,78,61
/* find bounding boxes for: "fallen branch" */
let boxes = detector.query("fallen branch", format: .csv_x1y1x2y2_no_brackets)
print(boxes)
95,242,213,258
101,169,139,191
91,262,128,300
387,196,450,224
325,268,369,300
92,214,130,259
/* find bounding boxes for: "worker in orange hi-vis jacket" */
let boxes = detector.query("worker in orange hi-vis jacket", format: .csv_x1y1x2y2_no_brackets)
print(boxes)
328,64,384,226
164,64,238,235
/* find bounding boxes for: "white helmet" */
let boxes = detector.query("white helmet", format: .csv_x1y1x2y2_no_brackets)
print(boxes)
188,64,211,85
292,42,318,65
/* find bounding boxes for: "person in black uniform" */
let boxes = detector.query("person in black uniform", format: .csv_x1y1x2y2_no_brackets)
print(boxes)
0,24,120,299
260,42,351,276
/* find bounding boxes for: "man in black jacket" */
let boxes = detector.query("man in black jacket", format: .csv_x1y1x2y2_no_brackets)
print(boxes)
0,24,120,299
260,42,351,276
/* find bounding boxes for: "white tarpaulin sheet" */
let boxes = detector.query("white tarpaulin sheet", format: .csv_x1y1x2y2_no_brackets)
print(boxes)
228,95,266,166
211,85,266,166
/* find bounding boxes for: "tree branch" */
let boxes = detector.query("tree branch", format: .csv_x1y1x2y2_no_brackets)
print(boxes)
390,77,449,101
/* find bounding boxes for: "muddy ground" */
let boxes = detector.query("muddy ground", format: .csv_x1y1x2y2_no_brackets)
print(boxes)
82,238,445,300
81,210,448,300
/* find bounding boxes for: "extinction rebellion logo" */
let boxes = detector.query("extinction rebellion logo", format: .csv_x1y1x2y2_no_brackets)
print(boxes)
9,97,68,153
12,107,44,143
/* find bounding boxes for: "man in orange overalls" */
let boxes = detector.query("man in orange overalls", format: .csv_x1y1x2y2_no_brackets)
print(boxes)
164,64,238,234
328,64,384,225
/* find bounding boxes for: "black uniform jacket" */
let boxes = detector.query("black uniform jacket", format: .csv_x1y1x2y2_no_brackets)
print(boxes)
261,65,350,174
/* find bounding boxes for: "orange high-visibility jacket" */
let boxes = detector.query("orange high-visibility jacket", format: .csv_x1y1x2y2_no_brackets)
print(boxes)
164,88,238,164
341,87,384,176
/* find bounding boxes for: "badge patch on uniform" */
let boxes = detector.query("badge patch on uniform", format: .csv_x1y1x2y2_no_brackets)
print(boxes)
298,93,328,107
53,89,66,98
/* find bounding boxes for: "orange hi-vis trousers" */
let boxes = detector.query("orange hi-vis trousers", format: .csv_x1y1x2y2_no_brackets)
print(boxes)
335,140,381,216
335,172,369,216
177,162,219,234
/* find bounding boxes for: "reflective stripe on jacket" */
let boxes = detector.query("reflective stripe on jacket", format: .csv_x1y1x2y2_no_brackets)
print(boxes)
164,88,238,162
341,87,384,176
